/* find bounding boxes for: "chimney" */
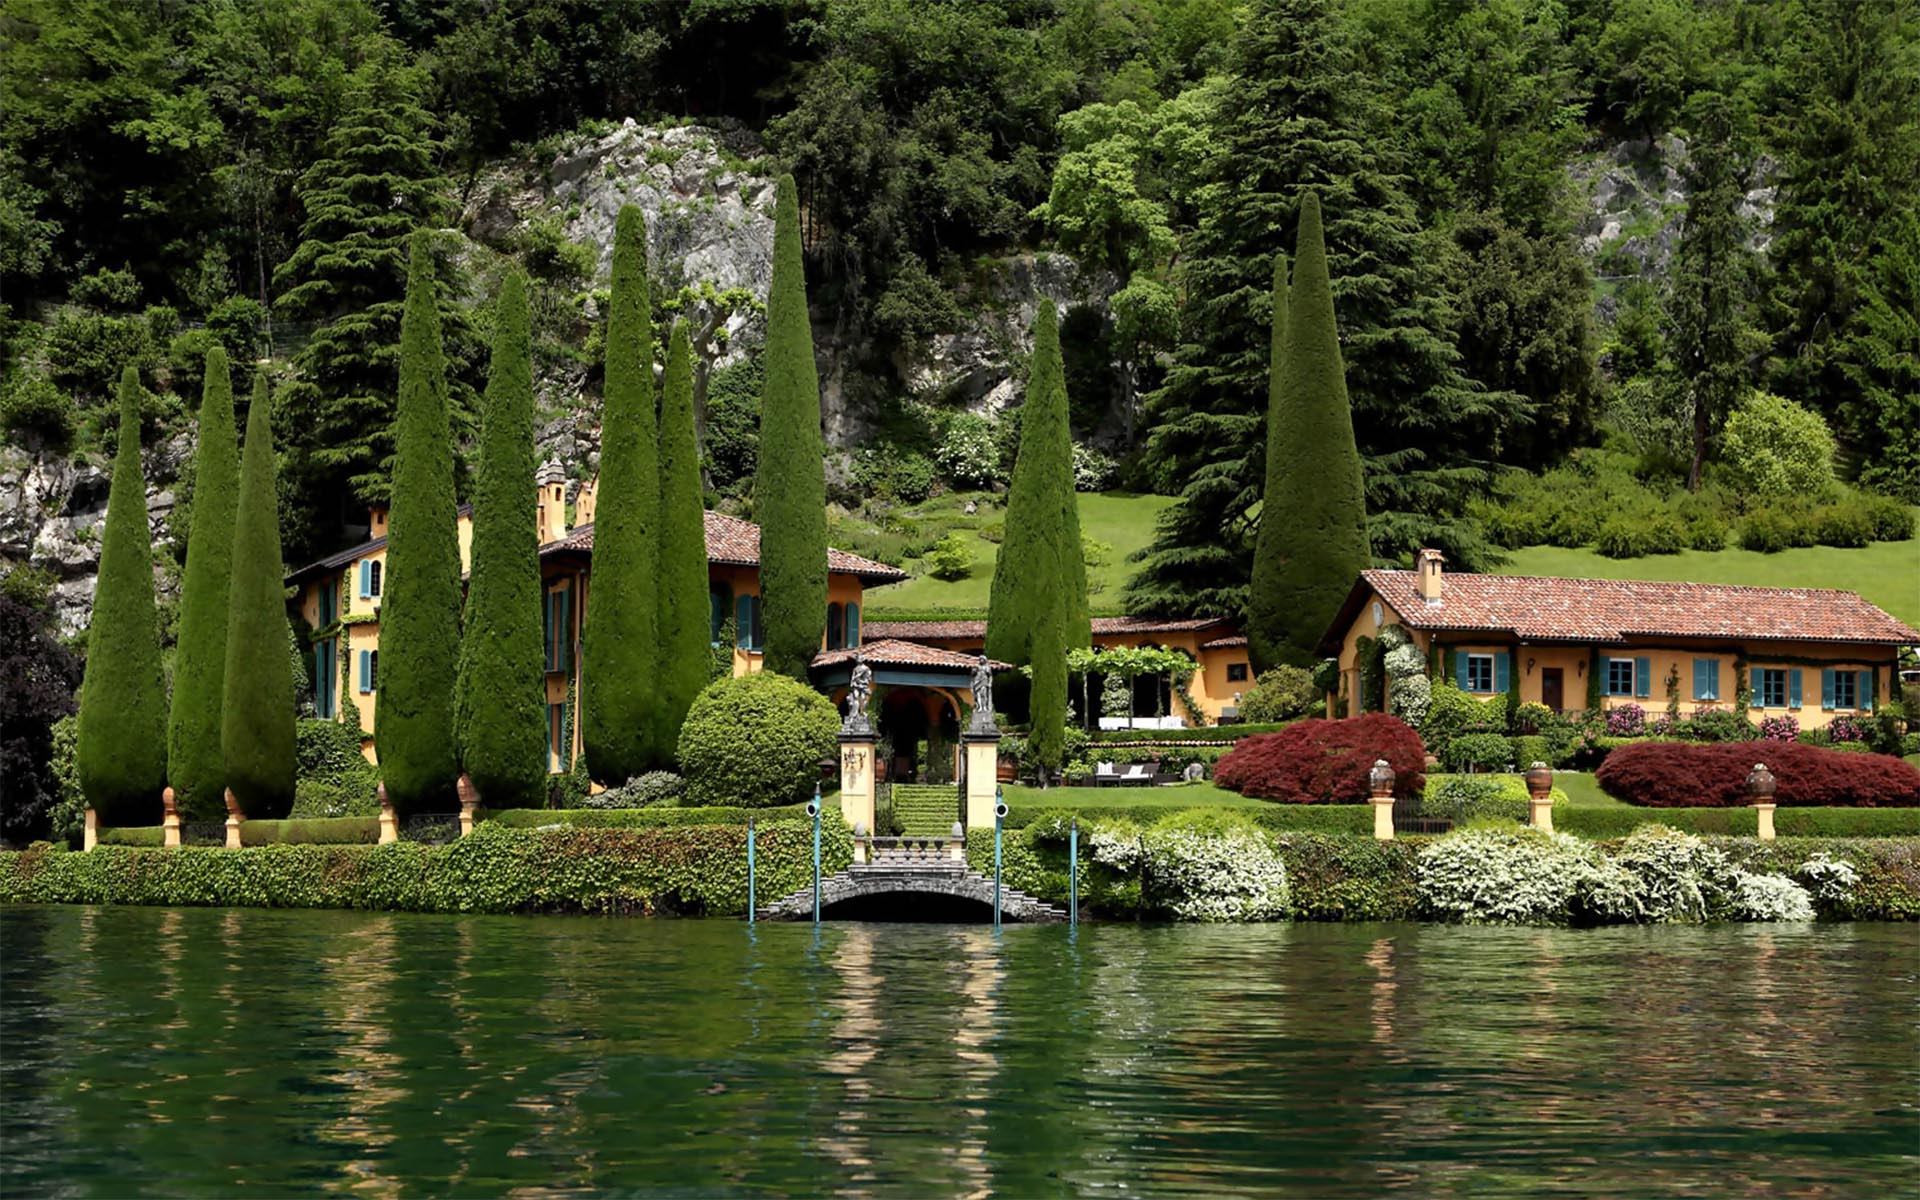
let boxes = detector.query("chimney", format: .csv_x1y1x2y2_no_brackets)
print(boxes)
369,505,389,538
574,477,598,527
535,459,568,542
1415,548,1445,604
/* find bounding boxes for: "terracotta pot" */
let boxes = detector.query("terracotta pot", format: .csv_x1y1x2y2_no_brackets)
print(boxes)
996,759,1017,783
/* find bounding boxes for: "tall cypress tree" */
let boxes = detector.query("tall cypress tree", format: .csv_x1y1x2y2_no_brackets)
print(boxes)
656,319,710,745
581,205,661,782
222,375,296,817
1246,255,1291,674
1250,196,1369,669
987,301,1088,666
1027,603,1069,779
75,368,166,824
754,174,828,679
454,270,547,807
376,231,463,814
167,346,241,822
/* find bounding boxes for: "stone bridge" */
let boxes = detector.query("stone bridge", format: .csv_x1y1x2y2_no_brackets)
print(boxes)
758,845,1065,923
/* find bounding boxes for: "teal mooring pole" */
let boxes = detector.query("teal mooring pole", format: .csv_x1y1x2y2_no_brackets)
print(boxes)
809,786,822,924
993,786,1006,931
1069,816,1079,926
747,818,756,924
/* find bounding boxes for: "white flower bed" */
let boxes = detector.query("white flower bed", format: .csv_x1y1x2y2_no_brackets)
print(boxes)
1142,824,1290,922
1415,828,1591,924
1730,872,1816,921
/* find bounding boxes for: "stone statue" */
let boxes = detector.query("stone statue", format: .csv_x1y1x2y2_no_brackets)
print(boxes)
967,654,996,734
843,654,875,735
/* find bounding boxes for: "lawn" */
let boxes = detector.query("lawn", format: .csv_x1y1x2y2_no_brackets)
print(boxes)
1002,782,1265,809
859,491,1170,615
1501,523,1920,629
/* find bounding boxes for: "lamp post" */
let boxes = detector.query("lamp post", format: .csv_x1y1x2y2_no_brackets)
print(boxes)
808,786,822,923
1525,761,1555,834
993,787,1007,930
1747,762,1778,841
747,817,756,923
1369,759,1397,840
1069,816,1079,927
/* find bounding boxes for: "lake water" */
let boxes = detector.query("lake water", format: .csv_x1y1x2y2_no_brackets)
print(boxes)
2,907,1915,1197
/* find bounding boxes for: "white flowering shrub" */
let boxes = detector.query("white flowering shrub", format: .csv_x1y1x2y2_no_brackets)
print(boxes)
1087,822,1144,872
1416,828,1592,924
935,412,1002,489
1387,664,1432,727
1730,872,1815,921
1141,818,1289,922
1794,852,1859,909
1606,825,1741,922
1570,855,1653,924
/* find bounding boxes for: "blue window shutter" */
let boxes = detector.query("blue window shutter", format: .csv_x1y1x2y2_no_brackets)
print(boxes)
1454,651,1470,690
1789,669,1803,709
358,561,370,599
1821,669,1835,710
1494,652,1510,693
826,602,843,651
1634,656,1651,698
848,601,860,647
750,596,763,650
709,590,724,646
559,589,572,671
1710,660,1721,701
359,650,371,693
736,595,752,648
1861,670,1874,712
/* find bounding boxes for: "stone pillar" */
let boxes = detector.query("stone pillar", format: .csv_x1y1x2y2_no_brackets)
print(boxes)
1755,803,1776,841
83,807,98,852
1368,758,1396,841
377,782,399,845
839,734,877,833
1747,762,1777,842
457,773,478,837
223,788,243,850
963,732,1002,831
852,822,869,865
949,821,967,862
162,786,182,849
1525,761,1554,835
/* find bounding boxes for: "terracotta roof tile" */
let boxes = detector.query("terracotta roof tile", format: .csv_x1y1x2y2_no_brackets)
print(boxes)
812,639,1009,672
1359,569,1920,647
861,615,1237,643
1201,634,1248,651
542,511,909,583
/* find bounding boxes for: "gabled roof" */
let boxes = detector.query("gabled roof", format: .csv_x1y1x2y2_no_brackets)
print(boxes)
812,639,1010,672
547,511,907,583
1318,569,1920,655
861,615,1238,643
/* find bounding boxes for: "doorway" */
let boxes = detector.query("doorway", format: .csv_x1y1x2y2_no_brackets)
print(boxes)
1541,667,1564,713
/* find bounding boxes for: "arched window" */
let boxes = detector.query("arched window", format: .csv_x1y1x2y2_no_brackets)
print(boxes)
826,602,845,650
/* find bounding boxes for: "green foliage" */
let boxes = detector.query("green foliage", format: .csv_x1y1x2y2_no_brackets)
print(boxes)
166,348,239,822
1719,392,1836,498
675,672,838,808
702,355,761,494
290,718,378,818
754,176,828,679
75,369,166,825
0,377,75,451
486,804,810,829
376,234,463,815
657,321,711,748
221,376,295,817
1237,665,1320,724
454,271,548,808
1556,807,1920,841
933,412,1002,490
241,817,381,845
924,531,975,581
581,206,662,780
1841,207,1920,501
577,771,686,810
0,567,81,845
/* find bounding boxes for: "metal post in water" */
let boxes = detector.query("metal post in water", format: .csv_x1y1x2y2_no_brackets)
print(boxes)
809,786,822,924
747,817,756,924
1069,816,1079,926
993,786,1006,931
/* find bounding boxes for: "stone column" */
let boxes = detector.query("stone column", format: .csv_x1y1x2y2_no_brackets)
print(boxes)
162,786,182,849
839,734,877,833
1747,762,1778,842
1368,758,1396,841
83,807,98,852
963,732,1002,831
457,773,478,837
377,782,399,845
1755,802,1776,841
1525,761,1555,835
223,788,243,850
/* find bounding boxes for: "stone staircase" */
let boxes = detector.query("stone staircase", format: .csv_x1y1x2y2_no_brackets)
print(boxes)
757,836,1067,922
888,784,961,837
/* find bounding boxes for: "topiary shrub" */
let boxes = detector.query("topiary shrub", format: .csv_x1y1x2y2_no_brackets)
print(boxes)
1422,775,1528,823
1595,740,1920,807
1237,664,1320,723
1214,714,1425,803
1441,732,1514,772
677,672,839,807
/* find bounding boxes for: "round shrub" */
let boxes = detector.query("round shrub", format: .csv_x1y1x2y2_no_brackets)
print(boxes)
1237,664,1320,723
1422,775,1528,823
1214,713,1425,803
1,377,76,451
1719,391,1836,498
677,672,839,807
1595,740,1920,808
1441,732,1513,772
1416,828,1591,924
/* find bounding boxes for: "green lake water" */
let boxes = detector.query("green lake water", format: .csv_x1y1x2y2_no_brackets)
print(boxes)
2,907,1915,1197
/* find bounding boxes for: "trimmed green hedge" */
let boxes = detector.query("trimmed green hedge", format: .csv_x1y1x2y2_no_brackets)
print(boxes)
241,817,380,846
1004,804,1375,836
1092,722,1294,745
484,805,811,829
1557,806,1920,839
99,826,164,847
1,821,853,916
1699,838,1920,920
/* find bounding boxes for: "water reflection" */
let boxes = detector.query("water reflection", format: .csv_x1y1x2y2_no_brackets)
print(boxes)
0,909,1914,1198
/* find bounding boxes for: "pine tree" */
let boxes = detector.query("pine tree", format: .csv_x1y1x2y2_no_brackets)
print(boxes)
1249,196,1370,669
1245,254,1291,674
166,346,240,822
221,375,296,817
656,319,710,744
987,300,1089,666
580,205,661,781
1841,208,1920,501
74,368,166,825
376,231,463,814
755,174,828,679
1126,0,1522,616
453,270,547,807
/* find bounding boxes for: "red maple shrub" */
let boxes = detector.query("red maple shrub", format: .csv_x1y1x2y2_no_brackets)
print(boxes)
1214,714,1426,803
1596,740,1920,807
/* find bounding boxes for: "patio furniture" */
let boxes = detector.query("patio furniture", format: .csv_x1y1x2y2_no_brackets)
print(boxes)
1093,762,1119,787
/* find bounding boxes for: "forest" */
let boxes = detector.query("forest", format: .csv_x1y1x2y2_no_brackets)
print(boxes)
1,0,1916,610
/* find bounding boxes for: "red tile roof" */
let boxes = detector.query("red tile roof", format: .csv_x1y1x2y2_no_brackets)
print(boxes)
1329,569,1920,651
812,639,1010,672
543,511,908,583
1201,634,1248,651
861,615,1237,643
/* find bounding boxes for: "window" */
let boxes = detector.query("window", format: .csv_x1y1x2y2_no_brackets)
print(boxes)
314,639,336,719
709,584,731,646
1606,658,1636,697
1692,658,1720,701
317,584,336,627
1466,654,1495,693
1830,669,1857,710
734,594,763,651
1758,668,1787,708
358,559,383,600
359,649,378,693
548,702,567,773
826,602,844,650
847,601,860,647
1227,662,1249,683
543,587,572,673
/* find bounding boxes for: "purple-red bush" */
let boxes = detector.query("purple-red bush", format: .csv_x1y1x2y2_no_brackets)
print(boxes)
1214,714,1426,803
1596,740,1920,808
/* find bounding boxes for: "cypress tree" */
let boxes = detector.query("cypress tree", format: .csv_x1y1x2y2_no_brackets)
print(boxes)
986,300,1088,666
376,231,463,814
580,205,661,781
166,346,241,822
453,270,547,807
75,367,166,824
656,319,710,744
1253,193,1369,668
754,174,828,679
1246,253,1291,674
221,375,296,817
1027,603,1069,780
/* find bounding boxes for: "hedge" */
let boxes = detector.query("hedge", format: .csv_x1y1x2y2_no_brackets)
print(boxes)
1,821,852,916
1596,741,1920,807
1092,722,1296,745
1557,806,1920,839
484,805,811,829
1004,804,1375,836
241,818,380,846
99,826,165,847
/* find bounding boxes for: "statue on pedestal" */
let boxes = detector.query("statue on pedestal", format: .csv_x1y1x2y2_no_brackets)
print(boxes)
966,654,997,735
842,654,875,735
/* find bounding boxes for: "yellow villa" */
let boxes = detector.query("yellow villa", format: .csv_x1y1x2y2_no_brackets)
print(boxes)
1317,549,1917,728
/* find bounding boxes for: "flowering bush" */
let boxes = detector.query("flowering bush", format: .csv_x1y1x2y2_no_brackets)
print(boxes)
1677,708,1755,743
934,412,1002,489
1141,814,1289,921
1730,872,1815,921
1794,852,1859,909
1604,825,1741,922
1071,443,1118,491
1416,828,1592,924
1605,704,1647,736
1595,741,1920,807
1826,716,1868,743
580,771,686,810
1759,714,1799,742
1215,714,1426,803
1514,702,1553,735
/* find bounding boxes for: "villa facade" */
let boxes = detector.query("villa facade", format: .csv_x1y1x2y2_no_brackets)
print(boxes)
1318,549,1918,728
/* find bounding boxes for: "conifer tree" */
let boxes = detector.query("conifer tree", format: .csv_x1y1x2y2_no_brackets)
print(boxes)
987,301,1088,666
1250,196,1368,668
453,271,547,806
1027,603,1069,780
75,368,167,824
167,346,240,822
581,205,661,781
754,174,828,679
656,320,710,744
221,375,296,816
376,231,463,814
